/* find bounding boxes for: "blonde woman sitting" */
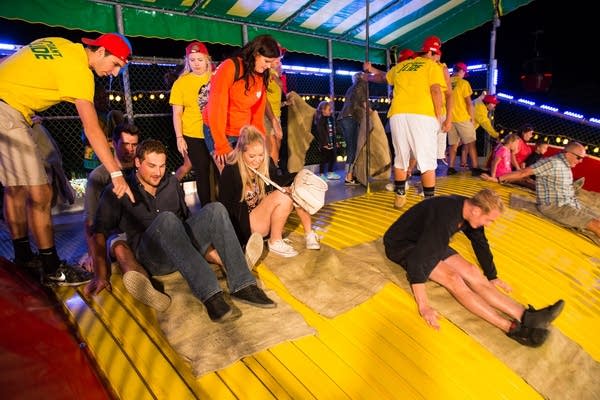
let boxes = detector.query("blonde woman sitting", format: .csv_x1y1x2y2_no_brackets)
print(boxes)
218,125,320,258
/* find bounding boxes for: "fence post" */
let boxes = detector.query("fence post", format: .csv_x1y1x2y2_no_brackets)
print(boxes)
115,4,134,121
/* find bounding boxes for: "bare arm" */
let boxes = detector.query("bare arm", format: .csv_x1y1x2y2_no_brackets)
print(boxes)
76,99,134,202
83,230,112,296
431,84,444,126
363,62,388,84
171,104,187,156
411,283,440,330
498,166,535,183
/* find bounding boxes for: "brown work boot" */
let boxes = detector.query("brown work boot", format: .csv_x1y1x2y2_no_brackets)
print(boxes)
394,194,407,209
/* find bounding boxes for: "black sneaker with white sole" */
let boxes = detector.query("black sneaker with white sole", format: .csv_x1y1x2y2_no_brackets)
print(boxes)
45,263,93,287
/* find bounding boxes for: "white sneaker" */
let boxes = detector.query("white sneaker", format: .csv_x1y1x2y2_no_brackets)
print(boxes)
305,231,321,250
268,239,299,257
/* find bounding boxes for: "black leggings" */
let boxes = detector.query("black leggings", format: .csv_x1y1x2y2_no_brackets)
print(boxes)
184,136,217,207
320,147,336,174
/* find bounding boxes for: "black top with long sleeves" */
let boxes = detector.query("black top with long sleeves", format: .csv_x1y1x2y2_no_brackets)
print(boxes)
383,195,497,284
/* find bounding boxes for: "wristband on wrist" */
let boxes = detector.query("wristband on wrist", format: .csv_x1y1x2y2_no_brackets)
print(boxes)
110,170,123,179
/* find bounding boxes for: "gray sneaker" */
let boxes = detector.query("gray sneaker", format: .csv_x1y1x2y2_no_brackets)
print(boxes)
122,271,172,312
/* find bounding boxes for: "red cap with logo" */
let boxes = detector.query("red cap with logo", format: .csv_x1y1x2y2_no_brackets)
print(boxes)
483,94,500,105
82,33,132,63
397,48,416,63
421,35,442,55
454,62,468,76
186,41,208,56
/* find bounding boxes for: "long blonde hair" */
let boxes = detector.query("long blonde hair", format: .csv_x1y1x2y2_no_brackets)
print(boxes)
229,125,270,202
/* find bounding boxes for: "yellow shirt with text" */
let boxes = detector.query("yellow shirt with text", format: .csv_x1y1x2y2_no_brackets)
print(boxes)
386,56,446,117
0,37,94,124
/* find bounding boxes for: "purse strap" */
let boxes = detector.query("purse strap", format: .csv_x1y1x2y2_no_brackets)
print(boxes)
248,167,287,194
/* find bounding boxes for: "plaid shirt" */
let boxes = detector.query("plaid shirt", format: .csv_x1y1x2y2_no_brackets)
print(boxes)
531,153,579,208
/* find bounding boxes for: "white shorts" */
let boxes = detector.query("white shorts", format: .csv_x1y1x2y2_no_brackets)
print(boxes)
389,113,438,173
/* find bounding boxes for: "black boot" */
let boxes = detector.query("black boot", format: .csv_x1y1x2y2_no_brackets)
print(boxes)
204,292,235,322
507,321,549,347
521,299,565,329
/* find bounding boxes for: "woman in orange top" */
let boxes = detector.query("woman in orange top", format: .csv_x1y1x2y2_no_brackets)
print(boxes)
204,35,281,172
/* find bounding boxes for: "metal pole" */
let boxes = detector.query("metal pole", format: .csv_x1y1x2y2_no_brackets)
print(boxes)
364,0,371,194
327,39,335,161
484,12,500,158
242,24,248,45
115,5,134,122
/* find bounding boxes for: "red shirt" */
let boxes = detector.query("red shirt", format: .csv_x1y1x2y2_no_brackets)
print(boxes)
204,58,267,155
515,138,532,166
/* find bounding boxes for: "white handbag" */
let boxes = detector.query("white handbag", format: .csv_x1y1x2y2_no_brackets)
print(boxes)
250,167,328,215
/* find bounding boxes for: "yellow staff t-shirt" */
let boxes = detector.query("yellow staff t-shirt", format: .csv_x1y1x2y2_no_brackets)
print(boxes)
169,72,210,139
0,37,94,124
386,56,446,117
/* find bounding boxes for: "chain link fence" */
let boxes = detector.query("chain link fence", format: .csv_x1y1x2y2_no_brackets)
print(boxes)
37,57,599,187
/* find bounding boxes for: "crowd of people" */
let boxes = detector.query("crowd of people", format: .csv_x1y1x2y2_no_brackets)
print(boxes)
1,31,580,345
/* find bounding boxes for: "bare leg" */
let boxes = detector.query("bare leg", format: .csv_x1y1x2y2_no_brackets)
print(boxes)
204,245,223,267
448,144,459,169
113,241,149,276
3,186,29,239
295,206,313,234
394,167,408,182
18,184,53,249
249,191,294,242
421,170,435,189
429,254,524,332
467,142,479,168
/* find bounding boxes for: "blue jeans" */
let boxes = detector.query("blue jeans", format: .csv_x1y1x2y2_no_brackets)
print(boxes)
135,203,256,302
339,116,359,165
203,125,238,155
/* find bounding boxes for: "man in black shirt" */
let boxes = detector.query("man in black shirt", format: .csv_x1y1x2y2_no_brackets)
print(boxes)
384,188,564,347
92,139,275,322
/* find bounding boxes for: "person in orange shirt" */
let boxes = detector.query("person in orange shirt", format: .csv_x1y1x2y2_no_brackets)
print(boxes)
204,35,281,172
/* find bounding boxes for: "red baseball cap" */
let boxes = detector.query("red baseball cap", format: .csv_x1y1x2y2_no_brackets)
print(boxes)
483,94,499,105
421,35,442,55
454,62,468,76
82,33,132,63
186,41,208,56
397,48,416,63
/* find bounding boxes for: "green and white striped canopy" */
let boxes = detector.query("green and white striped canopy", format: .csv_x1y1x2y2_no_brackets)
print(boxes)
0,0,533,63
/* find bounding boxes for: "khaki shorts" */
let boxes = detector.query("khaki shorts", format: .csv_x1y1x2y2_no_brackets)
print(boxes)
538,203,599,230
448,120,477,146
0,101,48,186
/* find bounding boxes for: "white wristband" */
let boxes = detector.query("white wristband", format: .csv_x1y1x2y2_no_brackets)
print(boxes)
110,170,123,179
